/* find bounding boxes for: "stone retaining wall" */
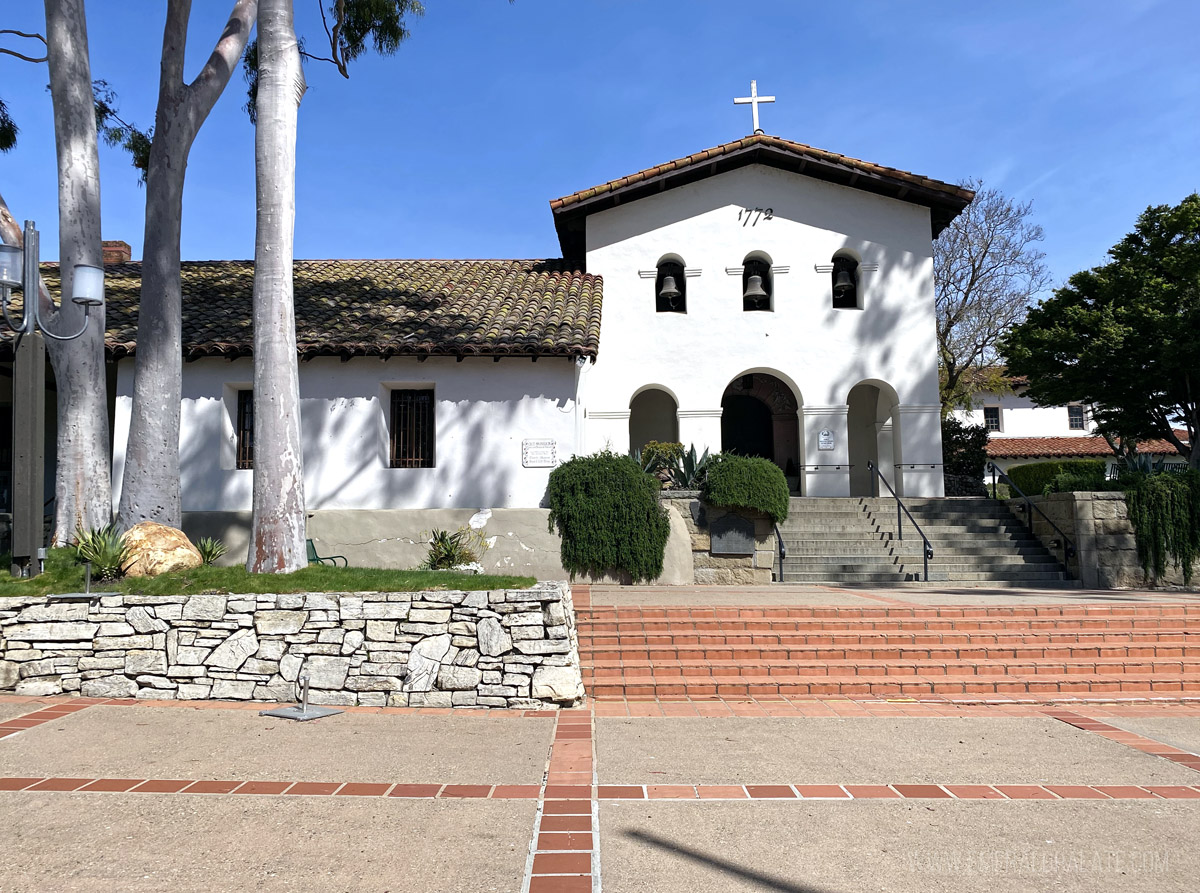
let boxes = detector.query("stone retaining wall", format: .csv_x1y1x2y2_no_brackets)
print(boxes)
662,496,776,585
1019,491,1198,589
0,583,584,709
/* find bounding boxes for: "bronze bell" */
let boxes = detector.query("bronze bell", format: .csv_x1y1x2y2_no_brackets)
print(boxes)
743,274,769,305
658,275,681,302
833,269,856,300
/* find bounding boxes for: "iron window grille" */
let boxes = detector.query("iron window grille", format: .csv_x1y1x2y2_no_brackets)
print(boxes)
235,389,254,469
983,406,1001,432
390,389,436,468
1068,405,1086,430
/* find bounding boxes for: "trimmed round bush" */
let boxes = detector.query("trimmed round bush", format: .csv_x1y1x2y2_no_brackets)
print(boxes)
700,453,790,524
547,451,670,582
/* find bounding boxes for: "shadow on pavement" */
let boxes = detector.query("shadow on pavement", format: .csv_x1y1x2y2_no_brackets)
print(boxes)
623,829,840,893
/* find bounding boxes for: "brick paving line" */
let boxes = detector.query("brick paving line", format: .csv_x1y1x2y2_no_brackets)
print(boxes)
2,776,1197,800
0,699,101,740
521,708,598,893
1044,709,1200,773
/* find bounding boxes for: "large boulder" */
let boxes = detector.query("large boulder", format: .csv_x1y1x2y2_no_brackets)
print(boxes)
123,522,203,577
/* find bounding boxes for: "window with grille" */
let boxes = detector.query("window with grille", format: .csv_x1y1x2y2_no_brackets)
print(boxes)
390,389,436,468
1068,404,1086,430
983,406,1001,432
235,389,254,469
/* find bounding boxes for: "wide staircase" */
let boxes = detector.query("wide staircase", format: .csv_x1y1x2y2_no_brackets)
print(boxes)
779,497,1074,586
579,602,1200,700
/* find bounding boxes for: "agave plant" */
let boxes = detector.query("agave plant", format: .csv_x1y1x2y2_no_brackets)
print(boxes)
662,444,712,490
196,537,227,565
74,523,130,583
421,526,488,570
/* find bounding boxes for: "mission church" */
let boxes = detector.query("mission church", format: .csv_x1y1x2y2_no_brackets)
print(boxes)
74,87,973,573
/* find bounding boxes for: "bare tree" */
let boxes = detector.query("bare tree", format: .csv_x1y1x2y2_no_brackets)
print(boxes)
118,0,257,529
43,0,109,540
0,5,108,542
248,0,306,573
934,179,1051,410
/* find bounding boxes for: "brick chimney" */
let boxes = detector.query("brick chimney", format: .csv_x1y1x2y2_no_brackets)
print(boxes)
102,240,132,264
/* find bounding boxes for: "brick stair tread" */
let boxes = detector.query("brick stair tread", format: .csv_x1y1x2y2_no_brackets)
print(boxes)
580,644,1200,662
586,671,1200,698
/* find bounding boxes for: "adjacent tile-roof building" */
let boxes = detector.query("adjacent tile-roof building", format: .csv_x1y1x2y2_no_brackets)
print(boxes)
987,435,1187,459
17,258,603,362
550,133,975,261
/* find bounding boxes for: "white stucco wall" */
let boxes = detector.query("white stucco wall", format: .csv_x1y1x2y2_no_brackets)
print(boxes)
111,356,580,512
956,391,1094,437
579,163,945,496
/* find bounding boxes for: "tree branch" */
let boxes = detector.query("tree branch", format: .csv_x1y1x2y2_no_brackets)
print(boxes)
0,28,49,64
189,0,259,107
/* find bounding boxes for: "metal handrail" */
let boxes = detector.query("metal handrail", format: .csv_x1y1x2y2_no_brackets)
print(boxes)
867,460,933,582
773,522,787,583
988,462,1077,564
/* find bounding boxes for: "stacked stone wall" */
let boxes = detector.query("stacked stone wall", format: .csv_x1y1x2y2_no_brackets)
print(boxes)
0,583,583,709
1018,491,1198,589
662,496,775,585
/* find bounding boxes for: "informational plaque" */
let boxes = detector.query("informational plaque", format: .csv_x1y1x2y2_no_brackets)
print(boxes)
818,428,835,451
521,438,557,468
711,513,755,556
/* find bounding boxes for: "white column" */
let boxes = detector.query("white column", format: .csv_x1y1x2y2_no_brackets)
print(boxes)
876,421,896,495
801,405,850,496
585,410,631,455
677,409,723,456
896,404,944,497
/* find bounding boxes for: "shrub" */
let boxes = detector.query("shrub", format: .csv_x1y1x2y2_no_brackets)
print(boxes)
941,417,989,480
1008,460,1106,496
547,451,670,582
701,453,790,524
73,523,130,583
196,537,227,565
1124,470,1200,584
421,526,488,570
640,440,684,471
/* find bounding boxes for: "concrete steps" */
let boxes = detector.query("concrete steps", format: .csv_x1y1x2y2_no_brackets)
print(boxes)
776,496,1074,586
577,603,1200,700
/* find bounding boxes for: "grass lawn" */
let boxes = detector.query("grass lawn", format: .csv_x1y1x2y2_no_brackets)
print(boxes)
0,549,537,599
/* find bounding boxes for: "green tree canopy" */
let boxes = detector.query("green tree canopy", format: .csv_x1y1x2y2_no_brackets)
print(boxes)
1001,194,1200,468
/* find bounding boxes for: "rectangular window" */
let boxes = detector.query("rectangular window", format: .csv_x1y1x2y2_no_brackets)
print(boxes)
235,390,254,469
1068,404,1086,430
983,406,1001,432
390,389,435,468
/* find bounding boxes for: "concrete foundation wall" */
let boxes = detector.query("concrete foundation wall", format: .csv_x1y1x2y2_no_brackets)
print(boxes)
181,508,567,579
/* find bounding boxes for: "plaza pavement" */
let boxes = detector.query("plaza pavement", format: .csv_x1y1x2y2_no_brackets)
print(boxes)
1,580,1199,891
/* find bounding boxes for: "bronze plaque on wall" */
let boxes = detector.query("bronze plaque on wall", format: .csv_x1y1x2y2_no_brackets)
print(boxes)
711,513,755,555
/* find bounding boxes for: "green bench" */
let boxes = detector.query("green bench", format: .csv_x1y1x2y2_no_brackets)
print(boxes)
306,539,348,567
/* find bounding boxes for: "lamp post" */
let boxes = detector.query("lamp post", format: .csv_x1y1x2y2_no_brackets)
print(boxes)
0,220,104,577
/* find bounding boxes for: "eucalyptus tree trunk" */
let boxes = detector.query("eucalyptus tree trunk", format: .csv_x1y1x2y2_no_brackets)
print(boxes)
247,0,306,573
42,0,109,542
117,0,256,529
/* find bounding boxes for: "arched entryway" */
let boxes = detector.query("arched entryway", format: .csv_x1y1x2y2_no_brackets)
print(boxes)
721,372,802,491
629,386,679,452
846,380,901,497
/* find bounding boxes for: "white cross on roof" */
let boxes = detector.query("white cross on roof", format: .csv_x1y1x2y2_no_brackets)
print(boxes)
734,80,775,135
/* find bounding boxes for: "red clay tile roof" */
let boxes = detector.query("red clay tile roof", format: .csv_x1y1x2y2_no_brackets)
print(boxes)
987,436,1184,458
18,259,602,361
550,134,975,258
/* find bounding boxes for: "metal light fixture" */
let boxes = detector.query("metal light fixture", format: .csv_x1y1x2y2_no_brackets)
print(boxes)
2,220,106,578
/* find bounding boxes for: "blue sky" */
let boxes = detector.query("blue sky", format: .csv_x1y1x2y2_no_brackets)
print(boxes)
2,0,1198,292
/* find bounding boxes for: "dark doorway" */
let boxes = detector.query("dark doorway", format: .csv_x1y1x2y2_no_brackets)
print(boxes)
721,394,774,460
